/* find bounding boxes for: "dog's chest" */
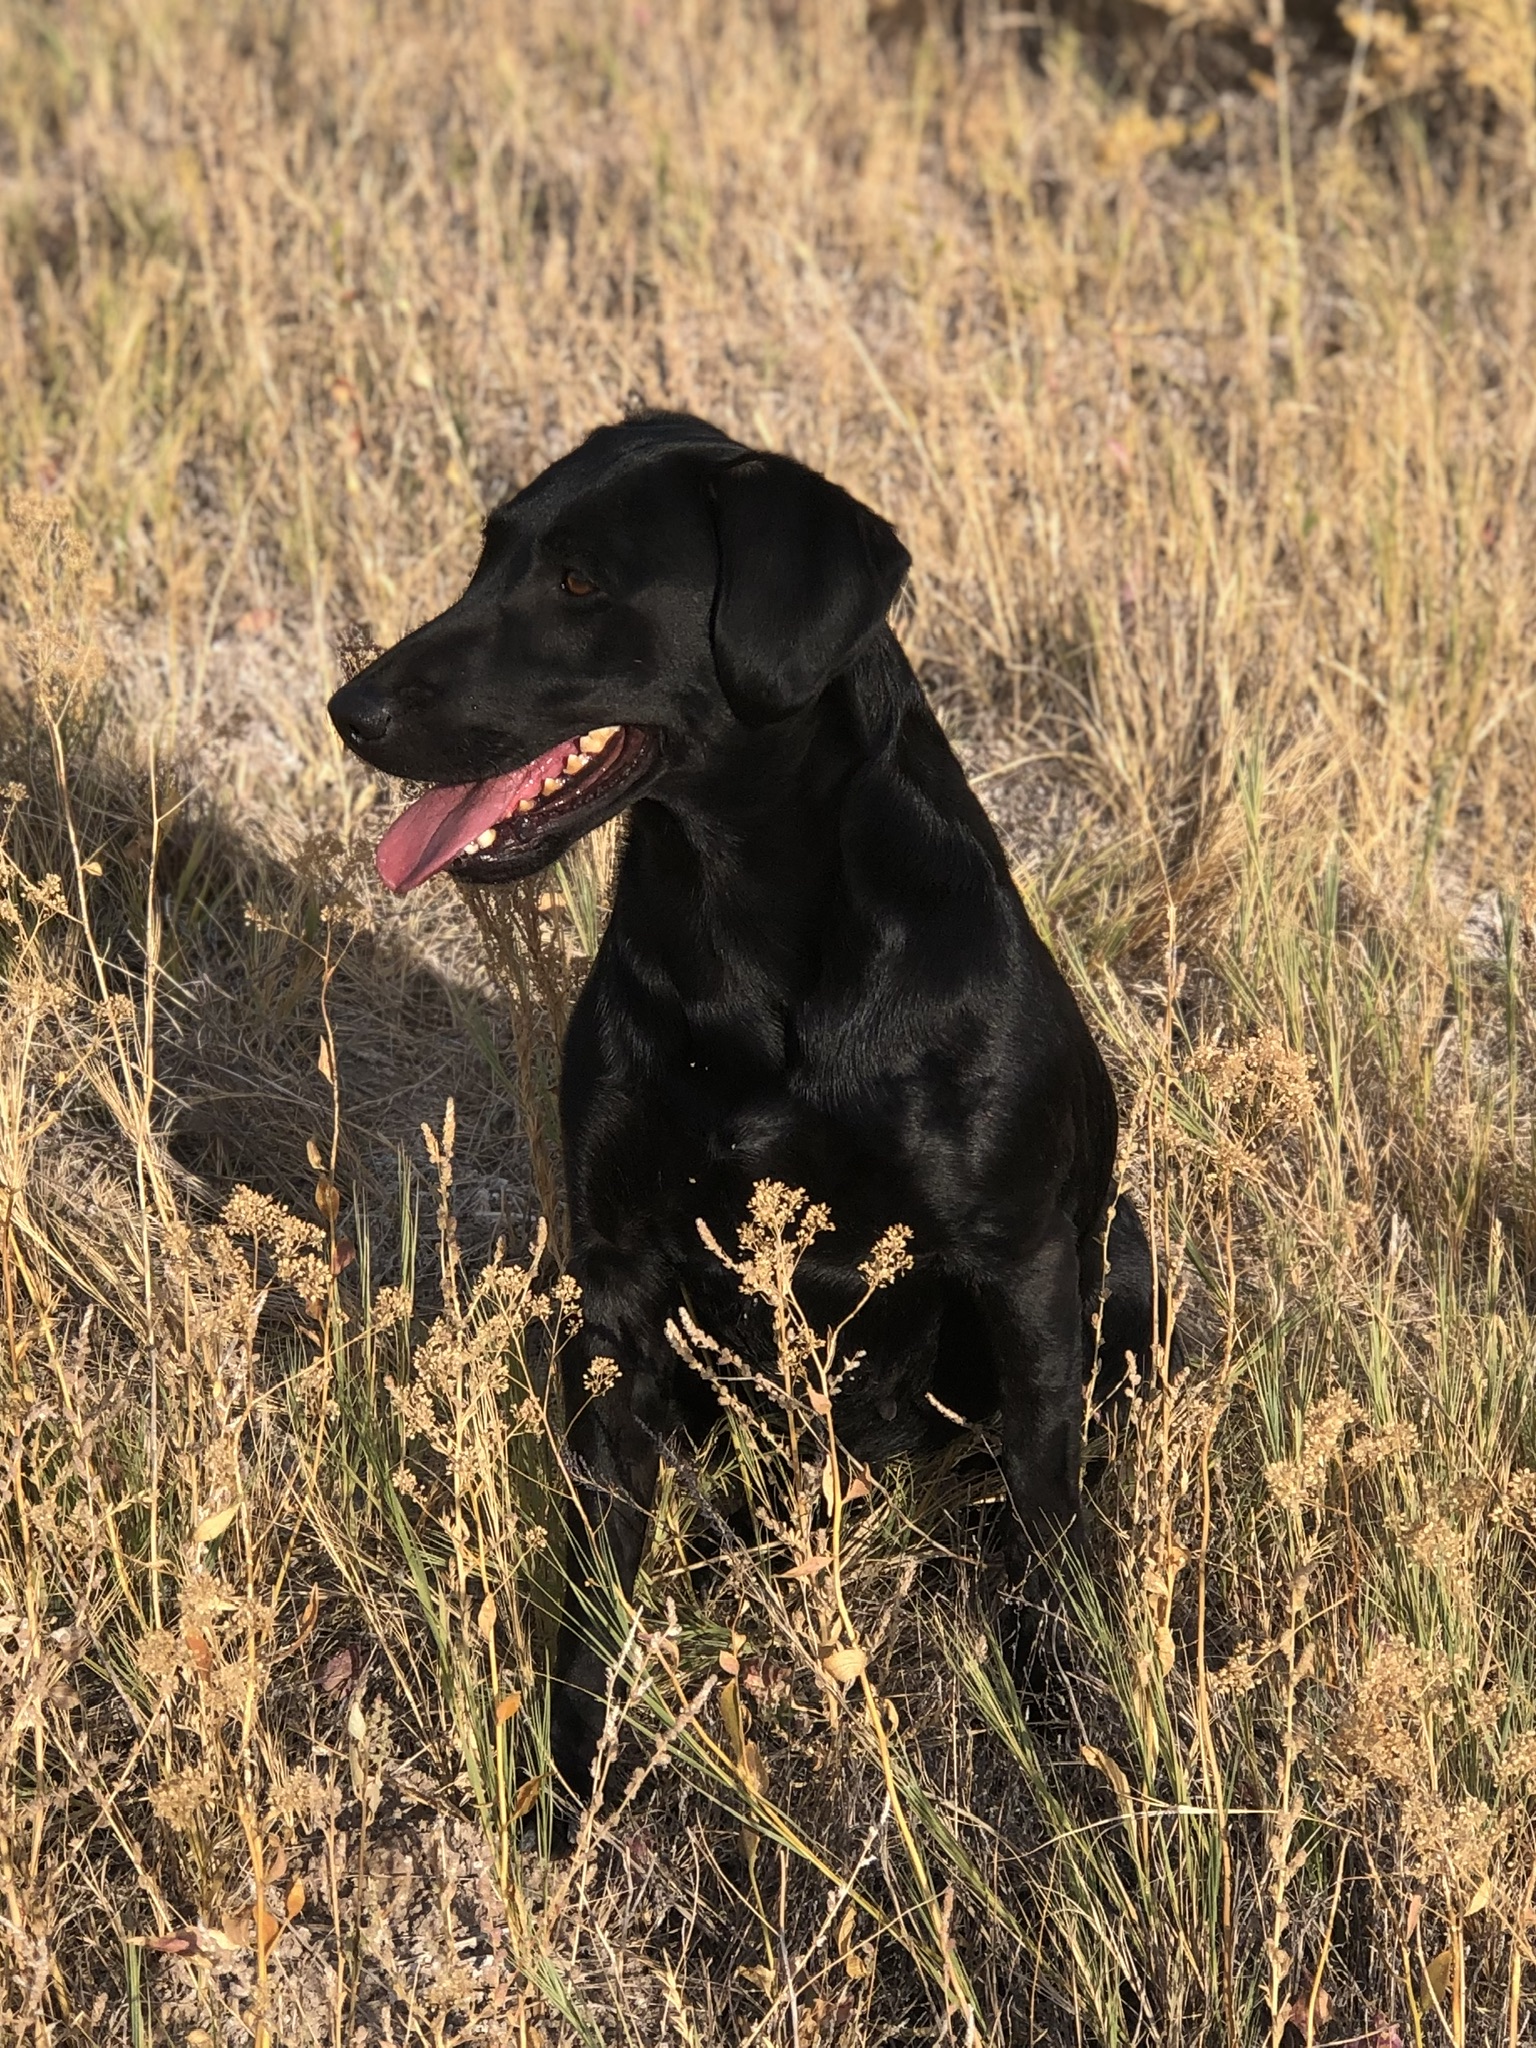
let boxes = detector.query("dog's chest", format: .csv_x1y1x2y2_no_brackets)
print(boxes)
576,1011,901,1204
563,880,1017,1272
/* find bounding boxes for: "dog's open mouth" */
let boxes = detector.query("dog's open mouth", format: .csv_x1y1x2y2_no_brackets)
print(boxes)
374,725,658,894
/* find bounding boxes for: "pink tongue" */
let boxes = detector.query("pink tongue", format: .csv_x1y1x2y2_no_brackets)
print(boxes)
375,736,579,894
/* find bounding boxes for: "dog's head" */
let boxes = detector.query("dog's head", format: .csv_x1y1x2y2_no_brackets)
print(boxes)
328,412,910,891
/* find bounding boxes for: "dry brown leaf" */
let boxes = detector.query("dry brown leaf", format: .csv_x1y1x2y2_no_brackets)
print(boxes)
184,1630,214,1678
1284,1988,1331,2029
146,1929,204,1955
254,1898,283,1961
781,1554,832,1582
346,1694,368,1742
476,1591,497,1642
720,1677,747,1754
284,1877,306,1920
193,1504,239,1545
510,1774,544,1821
820,1644,867,1685
1080,1743,1133,1804
220,1911,254,1952
495,1690,522,1725
741,1737,767,1797
802,1997,858,2046
295,1586,321,1644
318,1646,360,1695
1421,1948,1455,2009
719,1678,768,1798
837,1902,873,1980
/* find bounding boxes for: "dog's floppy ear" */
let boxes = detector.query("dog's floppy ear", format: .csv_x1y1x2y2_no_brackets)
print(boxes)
708,453,910,725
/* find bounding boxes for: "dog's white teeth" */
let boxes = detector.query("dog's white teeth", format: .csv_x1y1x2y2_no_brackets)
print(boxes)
578,725,619,755
517,797,536,813
461,840,478,857
475,828,497,850
541,776,565,797
564,752,588,775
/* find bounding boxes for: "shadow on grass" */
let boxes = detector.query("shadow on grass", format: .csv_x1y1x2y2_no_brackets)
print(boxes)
0,681,536,1283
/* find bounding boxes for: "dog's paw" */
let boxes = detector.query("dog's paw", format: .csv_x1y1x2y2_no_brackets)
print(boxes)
995,1534,1081,1692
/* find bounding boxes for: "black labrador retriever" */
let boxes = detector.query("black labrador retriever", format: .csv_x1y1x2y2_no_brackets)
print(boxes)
329,411,1163,1805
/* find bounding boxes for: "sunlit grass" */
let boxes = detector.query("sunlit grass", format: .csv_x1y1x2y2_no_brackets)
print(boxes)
0,2,1533,2042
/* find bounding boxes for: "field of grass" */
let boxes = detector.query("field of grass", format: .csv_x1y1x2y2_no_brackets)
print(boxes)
2,2,1535,2042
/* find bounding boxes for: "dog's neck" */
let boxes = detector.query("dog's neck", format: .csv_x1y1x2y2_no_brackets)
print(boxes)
635,627,915,865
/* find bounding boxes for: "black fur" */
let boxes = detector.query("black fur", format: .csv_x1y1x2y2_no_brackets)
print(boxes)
329,412,1166,1808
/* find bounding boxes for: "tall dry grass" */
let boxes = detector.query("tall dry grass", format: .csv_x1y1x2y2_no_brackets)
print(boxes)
1,2,1535,2041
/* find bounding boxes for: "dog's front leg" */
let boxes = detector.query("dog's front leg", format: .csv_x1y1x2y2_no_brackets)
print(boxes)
974,1215,1085,1583
548,1322,672,1811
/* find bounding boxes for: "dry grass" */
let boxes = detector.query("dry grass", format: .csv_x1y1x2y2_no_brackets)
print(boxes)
2,2,1535,2041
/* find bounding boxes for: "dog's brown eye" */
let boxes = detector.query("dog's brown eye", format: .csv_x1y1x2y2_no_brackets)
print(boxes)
561,568,597,597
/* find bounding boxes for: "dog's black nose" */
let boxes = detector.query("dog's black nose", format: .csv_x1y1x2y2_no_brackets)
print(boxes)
329,681,392,751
